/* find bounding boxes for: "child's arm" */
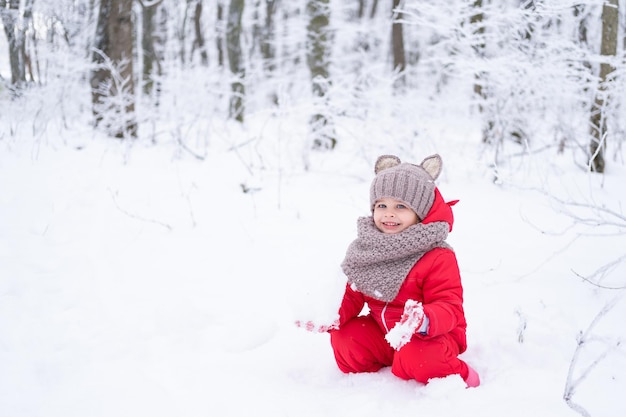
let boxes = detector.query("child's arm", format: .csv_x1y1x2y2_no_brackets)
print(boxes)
295,283,365,333
420,250,465,338
337,283,365,327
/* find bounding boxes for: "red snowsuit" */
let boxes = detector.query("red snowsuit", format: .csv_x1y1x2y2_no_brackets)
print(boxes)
330,189,471,384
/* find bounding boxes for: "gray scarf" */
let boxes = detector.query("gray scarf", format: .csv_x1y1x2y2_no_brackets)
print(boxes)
341,216,451,302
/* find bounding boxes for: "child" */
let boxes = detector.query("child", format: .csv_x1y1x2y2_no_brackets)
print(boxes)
300,154,480,388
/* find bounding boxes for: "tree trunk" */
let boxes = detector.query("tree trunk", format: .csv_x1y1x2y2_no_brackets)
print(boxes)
191,0,209,66
573,5,591,80
251,1,262,61
0,0,27,90
91,0,137,139
260,0,278,72
140,0,165,97
216,1,225,67
23,0,36,84
356,0,378,19
226,0,245,123
589,0,618,173
470,0,485,100
470,0,493,143
357,0,365,18
391,0,405,87
251,0,278,103
306,0,336,149
370,0,379,18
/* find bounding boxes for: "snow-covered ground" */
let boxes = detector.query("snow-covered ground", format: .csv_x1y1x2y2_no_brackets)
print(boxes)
1,115,625,417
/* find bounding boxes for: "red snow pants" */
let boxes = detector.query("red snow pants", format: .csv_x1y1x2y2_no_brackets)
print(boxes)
330,315,470,384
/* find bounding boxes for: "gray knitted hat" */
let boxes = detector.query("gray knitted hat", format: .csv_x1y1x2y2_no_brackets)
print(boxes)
370,154,443,220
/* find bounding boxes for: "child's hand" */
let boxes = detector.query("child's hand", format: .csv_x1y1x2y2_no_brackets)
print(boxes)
385,299,424,350
295,319,339,333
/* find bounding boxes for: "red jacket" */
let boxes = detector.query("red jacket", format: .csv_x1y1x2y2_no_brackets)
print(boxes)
337,188,467,353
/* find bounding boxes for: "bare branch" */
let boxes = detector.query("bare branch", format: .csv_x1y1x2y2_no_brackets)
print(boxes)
563,297,623,416
572,253,626,290
108,188,173,231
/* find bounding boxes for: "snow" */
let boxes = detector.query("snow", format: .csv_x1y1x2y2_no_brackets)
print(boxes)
1,1,626,413
384,300,425,350
1,119,625,417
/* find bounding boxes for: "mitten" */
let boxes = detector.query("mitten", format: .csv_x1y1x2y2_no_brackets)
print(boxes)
385,299,424,350
295,318,339,333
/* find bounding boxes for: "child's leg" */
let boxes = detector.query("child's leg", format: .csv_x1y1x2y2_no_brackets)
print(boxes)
391,334,468,384
330,315,394,373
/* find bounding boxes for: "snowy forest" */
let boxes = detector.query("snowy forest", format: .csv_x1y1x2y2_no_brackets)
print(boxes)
1,0,624,171
2,1,626,417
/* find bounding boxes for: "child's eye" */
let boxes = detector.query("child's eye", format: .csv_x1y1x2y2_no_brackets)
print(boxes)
396,204,407,209
377,203,387,209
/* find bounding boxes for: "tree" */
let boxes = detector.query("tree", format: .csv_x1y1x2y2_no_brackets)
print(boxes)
469,0,490,142
306,0,336,149
216,0,226,67
0,0,32,91
226,0,245,122
91,0,137,138
253,0,278,73
139,0,166,98
588,0,619,173
357,0,379,19
391,0,405,88
250,0,279,104
190,0,209,66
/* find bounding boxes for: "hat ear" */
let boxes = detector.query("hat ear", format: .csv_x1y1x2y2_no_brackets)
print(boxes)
420,154,443,180
374,155,401,174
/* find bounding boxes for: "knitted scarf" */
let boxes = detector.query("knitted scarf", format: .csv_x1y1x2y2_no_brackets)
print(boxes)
341,216,451,302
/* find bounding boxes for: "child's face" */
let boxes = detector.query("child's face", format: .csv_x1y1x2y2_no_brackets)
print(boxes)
373,197,420,234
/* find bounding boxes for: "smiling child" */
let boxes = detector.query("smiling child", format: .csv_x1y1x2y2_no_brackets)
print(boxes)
329,154,480,388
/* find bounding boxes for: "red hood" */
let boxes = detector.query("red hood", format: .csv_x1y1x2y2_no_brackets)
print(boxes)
421,188,457,232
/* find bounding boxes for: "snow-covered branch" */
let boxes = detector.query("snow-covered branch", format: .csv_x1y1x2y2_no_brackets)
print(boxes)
563,297,623,417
